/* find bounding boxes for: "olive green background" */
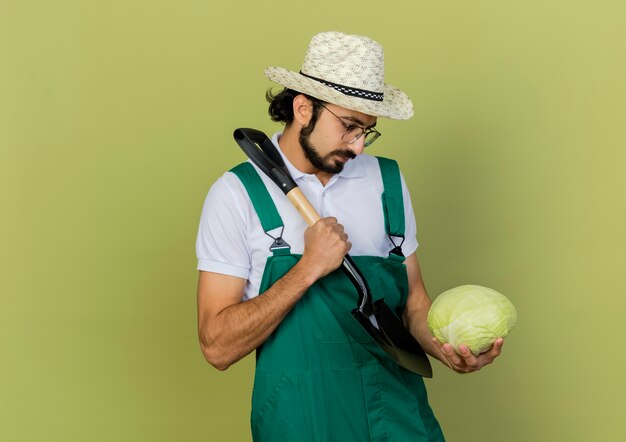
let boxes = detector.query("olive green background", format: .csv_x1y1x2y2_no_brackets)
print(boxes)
1,1,624,441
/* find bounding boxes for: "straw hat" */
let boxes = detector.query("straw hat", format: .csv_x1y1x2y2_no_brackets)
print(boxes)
265,31,414,120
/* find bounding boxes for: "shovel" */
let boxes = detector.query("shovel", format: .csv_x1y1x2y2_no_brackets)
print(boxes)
233,128,433,377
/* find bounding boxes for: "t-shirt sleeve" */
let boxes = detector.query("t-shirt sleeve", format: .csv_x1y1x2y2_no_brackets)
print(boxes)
399,171,419,257
195,173,251,279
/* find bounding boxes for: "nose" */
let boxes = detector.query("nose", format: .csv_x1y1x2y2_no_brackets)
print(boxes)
349,136,367,155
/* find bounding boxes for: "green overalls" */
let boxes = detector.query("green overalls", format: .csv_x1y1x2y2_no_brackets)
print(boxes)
231,158,445,442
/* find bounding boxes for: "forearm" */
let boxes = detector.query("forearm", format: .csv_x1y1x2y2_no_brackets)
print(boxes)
199,261,317,370
404,300,446,364
199,217,350,370
403,253,448,365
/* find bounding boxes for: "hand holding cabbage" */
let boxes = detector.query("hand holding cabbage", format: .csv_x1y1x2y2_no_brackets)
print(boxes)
427,285,517,373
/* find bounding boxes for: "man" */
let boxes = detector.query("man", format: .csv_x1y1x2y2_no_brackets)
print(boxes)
196,31,503,441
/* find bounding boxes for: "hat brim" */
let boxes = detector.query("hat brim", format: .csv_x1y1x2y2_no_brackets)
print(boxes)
265,67,414,120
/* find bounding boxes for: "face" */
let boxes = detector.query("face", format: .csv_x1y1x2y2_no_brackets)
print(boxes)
299,102,377,175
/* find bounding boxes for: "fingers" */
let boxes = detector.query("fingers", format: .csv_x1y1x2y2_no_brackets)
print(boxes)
432,338,505,374
482,338,504,362
318,216,339,227
314,217,343,235
444,343,465,367
432,338,463,371
458,345,481,371
302,217,351,278
492,338,504,355
315,218,350,248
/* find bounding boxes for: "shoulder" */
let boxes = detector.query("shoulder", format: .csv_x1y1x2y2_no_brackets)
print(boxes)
206,164,250,201
200,164,256,222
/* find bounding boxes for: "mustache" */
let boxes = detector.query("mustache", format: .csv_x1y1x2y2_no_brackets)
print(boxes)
328,149,356,160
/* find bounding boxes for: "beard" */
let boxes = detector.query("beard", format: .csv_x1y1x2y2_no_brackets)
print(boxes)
299,130,356,175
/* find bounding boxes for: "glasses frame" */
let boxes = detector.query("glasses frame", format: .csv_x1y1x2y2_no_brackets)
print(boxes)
317,102,381,147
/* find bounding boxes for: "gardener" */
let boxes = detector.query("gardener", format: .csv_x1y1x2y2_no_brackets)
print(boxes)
196,31,503,441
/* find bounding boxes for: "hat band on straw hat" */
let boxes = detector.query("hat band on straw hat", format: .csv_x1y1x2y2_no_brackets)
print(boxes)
299,71,384,102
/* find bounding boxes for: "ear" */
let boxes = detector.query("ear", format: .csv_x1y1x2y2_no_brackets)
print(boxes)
292,94,313,127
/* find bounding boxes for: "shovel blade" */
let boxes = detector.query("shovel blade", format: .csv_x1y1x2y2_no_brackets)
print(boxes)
372,300,433,377
352,303,433,378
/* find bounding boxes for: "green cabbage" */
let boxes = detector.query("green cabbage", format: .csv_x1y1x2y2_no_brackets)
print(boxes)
427,285,517,355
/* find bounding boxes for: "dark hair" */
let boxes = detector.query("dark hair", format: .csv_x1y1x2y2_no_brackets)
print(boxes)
266,88,324,132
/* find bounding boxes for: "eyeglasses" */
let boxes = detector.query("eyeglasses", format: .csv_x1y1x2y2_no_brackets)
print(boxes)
318,103,381,147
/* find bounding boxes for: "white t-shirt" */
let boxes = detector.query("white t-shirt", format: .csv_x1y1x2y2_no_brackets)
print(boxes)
196,133,419,301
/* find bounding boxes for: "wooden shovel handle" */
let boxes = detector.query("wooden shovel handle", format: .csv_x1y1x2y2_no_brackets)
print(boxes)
287,184,372,315
286,188,320,226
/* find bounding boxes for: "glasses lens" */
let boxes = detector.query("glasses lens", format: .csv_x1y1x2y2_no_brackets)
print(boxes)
343,126,363,143
363,131,380,147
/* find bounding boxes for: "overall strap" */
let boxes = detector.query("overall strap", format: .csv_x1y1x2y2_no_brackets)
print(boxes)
376,157,406,256
230,162,290,253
